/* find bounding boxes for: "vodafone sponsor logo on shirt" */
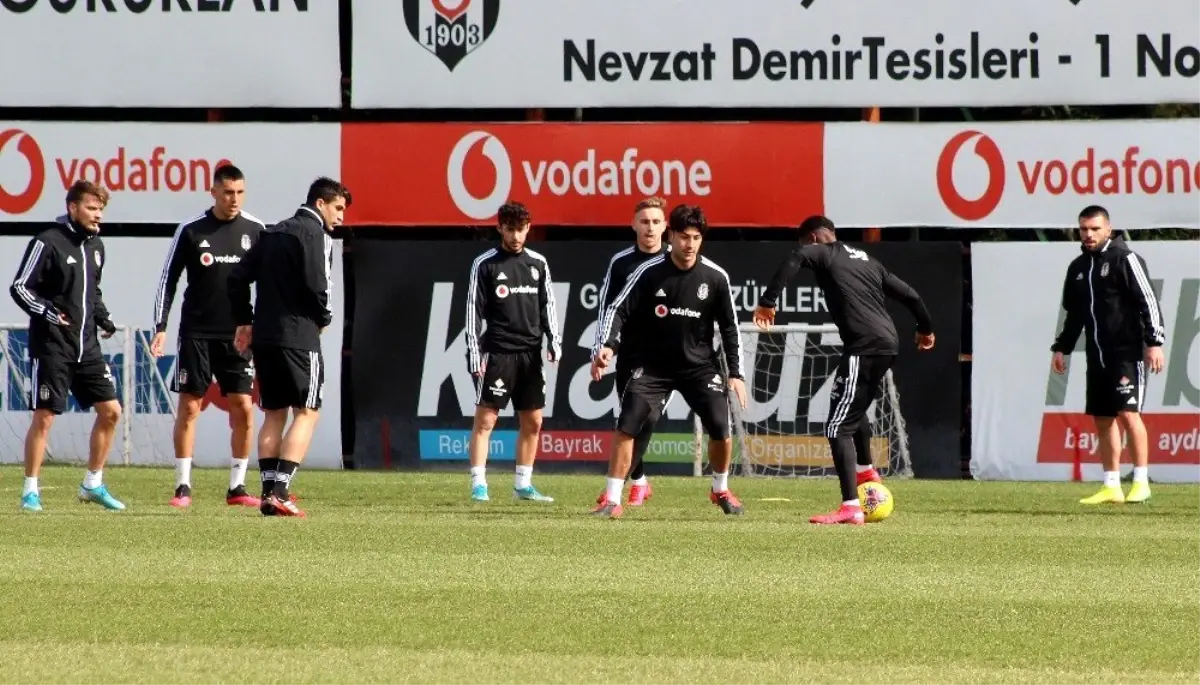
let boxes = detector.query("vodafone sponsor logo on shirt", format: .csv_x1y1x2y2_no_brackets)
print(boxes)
824,120,1200,229
341,123,824,226
0,122,341,223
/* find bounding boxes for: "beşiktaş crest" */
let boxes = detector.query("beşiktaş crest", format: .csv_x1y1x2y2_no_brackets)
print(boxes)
403,0,500,72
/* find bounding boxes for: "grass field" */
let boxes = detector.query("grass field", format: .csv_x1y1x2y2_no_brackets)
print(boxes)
1,465,1197,684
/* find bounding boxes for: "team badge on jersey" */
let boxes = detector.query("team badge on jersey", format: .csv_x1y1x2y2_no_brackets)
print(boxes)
1101,263,1110,277
697,283,709,300
403,0,501,72
94,250,102,267
241,234,251,251
530,267,540,281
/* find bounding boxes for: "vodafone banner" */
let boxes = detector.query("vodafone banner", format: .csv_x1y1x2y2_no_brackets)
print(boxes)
0,123,340,224
341,123,824,226
352,0,1199,109
0,1,339,107
972,242,1200,483
0,237,344,470
825,120,1200,229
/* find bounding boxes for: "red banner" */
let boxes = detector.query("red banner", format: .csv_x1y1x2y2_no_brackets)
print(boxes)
341,123,824,226
1037,413,1200,465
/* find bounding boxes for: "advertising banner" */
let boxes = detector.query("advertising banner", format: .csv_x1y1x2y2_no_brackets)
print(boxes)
0,236,344,469
351,241,963,476
824,120,1200,229
0,123,341,224
341,123,824,227
351,0,1199,109
972,242,1200,483
0,1,340,107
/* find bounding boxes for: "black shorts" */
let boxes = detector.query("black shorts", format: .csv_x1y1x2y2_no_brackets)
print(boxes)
615,358,675,428
172,337,254,396
1086,360,1144,418
618,365,730,440
31,353,119,415
824,354,894,439
476,349,545,412
252,345,324,411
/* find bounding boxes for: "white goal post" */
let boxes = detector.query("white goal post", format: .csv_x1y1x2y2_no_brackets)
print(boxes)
692,323,913,479
0,324,176,466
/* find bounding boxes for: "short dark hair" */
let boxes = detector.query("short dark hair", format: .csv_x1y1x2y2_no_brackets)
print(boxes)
798,215,835,238
213,164,245,185
65,179,109,208
668,204,707,236
497,201,531,229
1078,205,1110,222
306,177,352,206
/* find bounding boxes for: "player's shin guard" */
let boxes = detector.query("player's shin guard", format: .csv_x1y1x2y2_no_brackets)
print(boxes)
628,426,653,482
274,460,299,500
259,457,279,498
828,435,859,502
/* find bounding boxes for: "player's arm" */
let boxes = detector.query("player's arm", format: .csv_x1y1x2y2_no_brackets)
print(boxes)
1122,251,1166,373
592,254,623,357
303,230,334,331
1050,269,1084,355
91,243,116,338
713,273,745,380
227,234,262,327
882,269,934,334
598,260,654,355
152,222,188,336
754,245,824,327
464,255,489,376
538,260,563,362
9,237,66,325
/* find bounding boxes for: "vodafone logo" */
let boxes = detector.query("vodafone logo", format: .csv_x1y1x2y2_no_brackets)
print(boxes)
200,252,214,266
448,131,513,220
0,129,46,215
654,304,668,318
937,130,1006,222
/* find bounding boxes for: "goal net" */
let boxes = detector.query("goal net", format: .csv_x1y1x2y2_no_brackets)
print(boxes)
693,323,913,479
0,324,176,466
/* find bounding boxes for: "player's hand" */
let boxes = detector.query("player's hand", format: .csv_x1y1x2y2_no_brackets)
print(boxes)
99,328,114,340
149,332,167,357
1051,351,1067,374
233,325,252,354
590,347,614,382
320,326,327,335
753,306,776,330
728,377,747,409
1145,345,1165,374
915,332,935,350
55,313,70,326
546,350,558,364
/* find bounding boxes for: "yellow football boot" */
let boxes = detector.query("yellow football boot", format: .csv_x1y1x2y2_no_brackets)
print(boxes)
1080,485,1125,505
1126,481,1152,504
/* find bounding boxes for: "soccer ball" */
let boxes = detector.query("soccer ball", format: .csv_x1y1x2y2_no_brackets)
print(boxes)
857,482,894,523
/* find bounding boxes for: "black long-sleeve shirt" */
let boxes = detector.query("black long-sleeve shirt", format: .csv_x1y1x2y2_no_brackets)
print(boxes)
592,243,668,358
758,242,933,355
228,206,332,352
153,209,264,339
596,254,744,379
1051,235,1165,366
465,247,562,374
9,219,114,362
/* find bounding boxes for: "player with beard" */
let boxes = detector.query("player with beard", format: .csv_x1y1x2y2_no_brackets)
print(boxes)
10,180,125,512
591,197,670,507
152,164,265,509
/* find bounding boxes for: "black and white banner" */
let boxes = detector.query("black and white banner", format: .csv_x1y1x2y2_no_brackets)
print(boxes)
0,1,341,107
350,240,964,475
352,0,1199,109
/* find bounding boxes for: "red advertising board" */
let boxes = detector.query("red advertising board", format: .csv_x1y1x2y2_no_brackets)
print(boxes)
341,123,824,226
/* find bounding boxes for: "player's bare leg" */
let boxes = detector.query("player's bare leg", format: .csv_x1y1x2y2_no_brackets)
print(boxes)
707,437,743,515
627,427,654,506
225,393,259,506
169,393,203,508
854,422,882,485
20,409,55,510
1081,416,1127,504
78,399,126,511
257,408,287,514
513,409,553,502
1118,410,1151,502
264,407,318,516
468,405,499,501
593,432,636,517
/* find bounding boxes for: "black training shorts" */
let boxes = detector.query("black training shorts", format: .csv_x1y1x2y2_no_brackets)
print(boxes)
172,337,254,397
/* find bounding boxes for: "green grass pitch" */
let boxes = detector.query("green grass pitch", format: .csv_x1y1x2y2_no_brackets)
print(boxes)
1,465,1197,684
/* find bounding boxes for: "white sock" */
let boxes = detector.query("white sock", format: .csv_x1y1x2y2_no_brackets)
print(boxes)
632,475,648,486
1103,470,1121,488
175,458,192,488
83,469,102,489
843,499,861,508
514,464,533,490
855,464,873,473
22,477,38,496
470,466,486,488
712,471,728,493
229,458,249,490
606,477,624,503
1132,466,1149,484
